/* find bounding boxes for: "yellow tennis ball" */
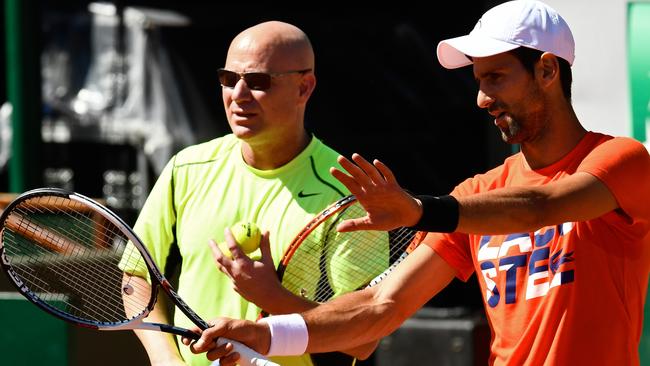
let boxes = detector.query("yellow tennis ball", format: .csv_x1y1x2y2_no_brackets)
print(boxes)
231,221,261,254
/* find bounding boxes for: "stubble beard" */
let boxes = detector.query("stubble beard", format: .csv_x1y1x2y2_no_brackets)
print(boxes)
497,85,546,146
499,115,522,144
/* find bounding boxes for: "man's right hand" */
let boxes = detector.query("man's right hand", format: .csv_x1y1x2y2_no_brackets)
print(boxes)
183,318,271,365
330,153,423,232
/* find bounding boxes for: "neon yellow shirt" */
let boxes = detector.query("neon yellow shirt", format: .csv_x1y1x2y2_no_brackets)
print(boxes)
134,134,352,366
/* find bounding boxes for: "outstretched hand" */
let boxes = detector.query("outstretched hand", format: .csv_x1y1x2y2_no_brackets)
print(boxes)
330,153,423,232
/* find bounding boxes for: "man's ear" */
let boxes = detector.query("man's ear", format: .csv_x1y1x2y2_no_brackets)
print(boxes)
298,72,316,102
537,52,560,88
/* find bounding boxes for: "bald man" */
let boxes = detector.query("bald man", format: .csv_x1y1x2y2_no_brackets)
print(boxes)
130,21,359,365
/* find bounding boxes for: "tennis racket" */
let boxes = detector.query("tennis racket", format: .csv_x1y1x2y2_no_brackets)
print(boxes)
270,195,425,366
0,188,277,366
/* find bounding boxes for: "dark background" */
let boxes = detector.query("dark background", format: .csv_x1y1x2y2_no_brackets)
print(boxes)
0,1,511,364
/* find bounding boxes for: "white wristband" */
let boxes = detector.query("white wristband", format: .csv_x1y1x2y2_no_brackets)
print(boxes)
258,314,309,356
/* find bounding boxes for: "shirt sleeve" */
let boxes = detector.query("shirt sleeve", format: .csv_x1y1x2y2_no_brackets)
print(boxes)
578,137,650,236
132,157,178,274
423,231,475,282
118,240,150,280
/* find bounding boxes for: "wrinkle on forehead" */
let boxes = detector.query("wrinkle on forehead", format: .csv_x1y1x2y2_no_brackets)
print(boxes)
226,21,315,71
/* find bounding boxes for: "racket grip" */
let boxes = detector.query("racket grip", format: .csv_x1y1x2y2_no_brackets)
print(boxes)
216,338,279,366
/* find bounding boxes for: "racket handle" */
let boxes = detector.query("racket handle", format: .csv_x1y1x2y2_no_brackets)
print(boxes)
216,338,279,366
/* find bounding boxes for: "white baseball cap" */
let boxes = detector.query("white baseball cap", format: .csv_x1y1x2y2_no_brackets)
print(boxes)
437,0,575,69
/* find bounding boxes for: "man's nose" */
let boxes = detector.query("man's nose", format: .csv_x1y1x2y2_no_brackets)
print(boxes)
231,78,253,102
476,89,494,109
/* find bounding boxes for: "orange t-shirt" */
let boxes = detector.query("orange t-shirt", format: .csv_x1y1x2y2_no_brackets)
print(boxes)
425,132,650,365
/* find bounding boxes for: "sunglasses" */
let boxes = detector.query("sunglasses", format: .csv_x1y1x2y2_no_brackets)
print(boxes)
217,68,312,91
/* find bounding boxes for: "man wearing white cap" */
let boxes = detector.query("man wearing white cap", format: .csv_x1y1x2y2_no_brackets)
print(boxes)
186,1,650,365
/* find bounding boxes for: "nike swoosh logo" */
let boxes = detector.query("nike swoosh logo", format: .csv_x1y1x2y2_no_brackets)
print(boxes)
298,190,321,198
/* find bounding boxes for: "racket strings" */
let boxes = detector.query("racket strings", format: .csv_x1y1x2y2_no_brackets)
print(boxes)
2,195,153,324
310,226,414,302
13,205,151,322
281,201,420,304
15,198,128,285
6,203,117,299
5,200,137,321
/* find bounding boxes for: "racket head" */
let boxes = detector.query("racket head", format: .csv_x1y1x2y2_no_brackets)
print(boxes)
0,188,160,330
276,195,424,304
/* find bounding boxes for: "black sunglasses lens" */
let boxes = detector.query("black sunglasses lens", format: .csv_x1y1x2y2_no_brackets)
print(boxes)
218,70,272,90
218,70,239,87
243,73,271,90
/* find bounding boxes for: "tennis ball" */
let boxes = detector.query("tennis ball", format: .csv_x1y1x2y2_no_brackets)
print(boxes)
219,221,261,258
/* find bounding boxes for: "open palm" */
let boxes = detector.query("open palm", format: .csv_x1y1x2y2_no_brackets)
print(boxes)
329,153,422,232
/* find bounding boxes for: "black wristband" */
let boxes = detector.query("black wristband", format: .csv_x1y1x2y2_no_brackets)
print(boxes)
410,195,459,233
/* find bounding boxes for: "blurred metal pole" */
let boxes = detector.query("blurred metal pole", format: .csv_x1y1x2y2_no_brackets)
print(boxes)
5,0,42,192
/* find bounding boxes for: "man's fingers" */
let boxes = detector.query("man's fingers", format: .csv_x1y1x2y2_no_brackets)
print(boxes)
180,328,201,347
259,231,273,266
224,227,247,260
337,155,373,187
208,239,228,263
208,239,233,277
373,159,397,184
330,167,362,195
207,347,239,365
190,335,217,354
351,153,385,185
192,321,227,353
337,217,371,232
